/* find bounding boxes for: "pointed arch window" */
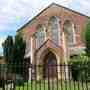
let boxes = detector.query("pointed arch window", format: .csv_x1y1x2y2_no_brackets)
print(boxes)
64,20,76,46
35,25,45,49
49,16,60,44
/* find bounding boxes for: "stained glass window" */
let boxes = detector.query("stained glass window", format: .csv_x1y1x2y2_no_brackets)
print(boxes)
35,25,45,49
49,16,60,44
64,20,75,46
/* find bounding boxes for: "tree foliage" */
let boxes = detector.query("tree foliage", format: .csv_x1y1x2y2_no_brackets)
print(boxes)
13,34,26,64
13,34,26,75
69,52,90,81
3,34,26,75
2,36,14,63
85,19,90,56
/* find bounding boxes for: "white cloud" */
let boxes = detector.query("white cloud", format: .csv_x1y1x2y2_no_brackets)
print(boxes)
69,0,90,16
79,0,89,6
79,0,90,15
58,0,73,6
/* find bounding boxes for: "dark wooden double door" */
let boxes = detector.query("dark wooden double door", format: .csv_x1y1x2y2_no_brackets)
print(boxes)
43,52,57,79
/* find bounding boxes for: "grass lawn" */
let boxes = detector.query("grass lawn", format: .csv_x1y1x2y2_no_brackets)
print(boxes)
15,80,90,90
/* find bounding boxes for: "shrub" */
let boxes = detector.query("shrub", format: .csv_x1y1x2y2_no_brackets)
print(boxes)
85,19,90,57
69,52,90,81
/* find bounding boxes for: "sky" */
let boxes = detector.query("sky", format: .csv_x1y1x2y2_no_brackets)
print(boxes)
0,0,90,56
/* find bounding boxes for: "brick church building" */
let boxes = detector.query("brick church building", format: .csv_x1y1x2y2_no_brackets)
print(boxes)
17,3,89,80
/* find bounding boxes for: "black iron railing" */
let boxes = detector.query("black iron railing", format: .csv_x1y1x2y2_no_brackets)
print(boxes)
0,64,90,90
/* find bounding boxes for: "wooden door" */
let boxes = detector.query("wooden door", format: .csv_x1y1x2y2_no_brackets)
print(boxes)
43,52,57,78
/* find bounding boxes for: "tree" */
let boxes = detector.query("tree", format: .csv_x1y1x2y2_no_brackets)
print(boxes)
13,34,26,64
85,19,90,56
13,34,26,75
2,36,14,64
3,34,26,76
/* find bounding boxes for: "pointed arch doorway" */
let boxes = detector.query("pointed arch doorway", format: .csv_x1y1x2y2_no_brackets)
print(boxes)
43,51,57,79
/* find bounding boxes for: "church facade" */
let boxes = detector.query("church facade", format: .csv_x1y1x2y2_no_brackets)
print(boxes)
17,3,89,80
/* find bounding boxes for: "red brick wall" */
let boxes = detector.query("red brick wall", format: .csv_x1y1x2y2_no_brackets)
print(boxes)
20,4,88,59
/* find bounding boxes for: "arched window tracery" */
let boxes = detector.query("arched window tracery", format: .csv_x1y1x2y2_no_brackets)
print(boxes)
49,16,60,44
64,20,76,46
35,25,45,49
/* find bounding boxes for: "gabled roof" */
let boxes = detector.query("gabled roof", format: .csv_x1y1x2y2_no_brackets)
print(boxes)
35,39,60,53
17,2,90,32
35,39,63,54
